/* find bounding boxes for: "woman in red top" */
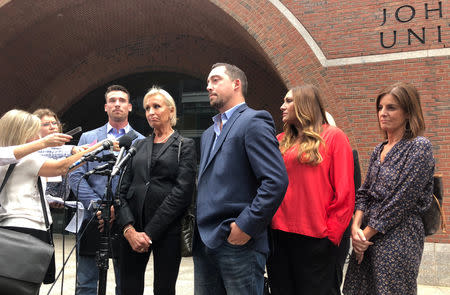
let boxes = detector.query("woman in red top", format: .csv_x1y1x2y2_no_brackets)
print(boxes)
267,84,355,295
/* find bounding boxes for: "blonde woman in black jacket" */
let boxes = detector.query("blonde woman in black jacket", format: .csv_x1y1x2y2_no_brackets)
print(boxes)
117,87,196,295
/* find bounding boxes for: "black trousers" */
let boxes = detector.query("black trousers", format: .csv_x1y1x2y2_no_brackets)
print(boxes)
119,232,181,295
267,229,339,295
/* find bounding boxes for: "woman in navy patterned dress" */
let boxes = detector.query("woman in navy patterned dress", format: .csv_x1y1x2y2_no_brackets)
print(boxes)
343,82,434,295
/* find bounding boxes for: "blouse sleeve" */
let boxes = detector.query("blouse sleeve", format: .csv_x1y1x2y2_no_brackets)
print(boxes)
368,138,435,234
116,140,145,230
0,146,18,166
116,151,136,229
355,146,379,212
19,153,47,176
326,129,355,245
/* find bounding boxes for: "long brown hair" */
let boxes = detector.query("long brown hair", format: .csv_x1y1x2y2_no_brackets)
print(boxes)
376,82,425,140
279,84,328,165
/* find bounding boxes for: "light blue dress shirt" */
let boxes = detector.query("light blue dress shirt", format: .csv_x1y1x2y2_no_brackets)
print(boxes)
211,102,245,152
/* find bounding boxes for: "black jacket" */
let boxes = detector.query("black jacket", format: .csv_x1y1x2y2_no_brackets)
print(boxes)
117,131,197,242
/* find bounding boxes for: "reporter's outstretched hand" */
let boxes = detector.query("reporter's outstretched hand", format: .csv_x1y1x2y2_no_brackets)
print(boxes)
42,133,72,147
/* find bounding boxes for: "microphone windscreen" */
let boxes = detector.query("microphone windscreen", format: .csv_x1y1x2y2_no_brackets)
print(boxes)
118,135,133,149
125,130,138,141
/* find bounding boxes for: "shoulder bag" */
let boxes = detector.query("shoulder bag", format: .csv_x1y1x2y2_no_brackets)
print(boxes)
423,174,447,236
177,137,196,257
0,164,55,295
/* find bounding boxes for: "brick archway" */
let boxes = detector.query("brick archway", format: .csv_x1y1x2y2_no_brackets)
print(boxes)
0,0,350,141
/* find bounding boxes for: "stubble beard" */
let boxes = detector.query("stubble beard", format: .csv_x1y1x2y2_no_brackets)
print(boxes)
210,96,224,111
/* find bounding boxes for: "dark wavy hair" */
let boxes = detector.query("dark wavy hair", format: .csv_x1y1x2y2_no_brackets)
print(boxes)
376,82,425,140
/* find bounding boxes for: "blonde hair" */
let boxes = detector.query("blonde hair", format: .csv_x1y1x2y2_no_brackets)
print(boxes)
0,109,41,146
279,85,328,166
143,86,177,126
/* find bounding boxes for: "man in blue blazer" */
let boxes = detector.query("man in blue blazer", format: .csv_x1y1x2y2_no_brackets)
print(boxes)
69,85,144,295
194,63,289,295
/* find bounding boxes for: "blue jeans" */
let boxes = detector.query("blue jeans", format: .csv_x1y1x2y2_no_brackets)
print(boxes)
194,239,266,295
75,255,121,295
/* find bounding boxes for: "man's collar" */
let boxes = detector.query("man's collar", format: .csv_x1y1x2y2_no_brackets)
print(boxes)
212,102,245,123
107,122,131,134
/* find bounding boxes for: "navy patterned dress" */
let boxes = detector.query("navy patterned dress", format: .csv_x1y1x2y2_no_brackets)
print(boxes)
343,136,434,295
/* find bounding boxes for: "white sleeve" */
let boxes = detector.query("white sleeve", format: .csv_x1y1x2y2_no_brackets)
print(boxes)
0,146,18,166
26,153,47,176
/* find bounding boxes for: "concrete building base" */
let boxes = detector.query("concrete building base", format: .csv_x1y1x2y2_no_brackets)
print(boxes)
418,242,450,287
40,235,450,295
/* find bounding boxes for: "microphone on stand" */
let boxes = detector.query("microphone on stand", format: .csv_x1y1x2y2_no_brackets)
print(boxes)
125,130,138,141
111,146,137,177
93,153,116,163
110,135,133,177
83,163,111,178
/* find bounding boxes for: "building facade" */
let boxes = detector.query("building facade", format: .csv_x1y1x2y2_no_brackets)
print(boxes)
0,0,448,243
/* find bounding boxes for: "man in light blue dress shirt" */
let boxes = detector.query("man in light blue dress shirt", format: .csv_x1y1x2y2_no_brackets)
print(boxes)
69,85,144,295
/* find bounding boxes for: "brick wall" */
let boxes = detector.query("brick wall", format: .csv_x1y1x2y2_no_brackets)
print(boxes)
212,0,449,242
281,0,447,57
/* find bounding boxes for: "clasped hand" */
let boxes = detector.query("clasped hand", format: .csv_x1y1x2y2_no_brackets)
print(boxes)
351,227,374,264
123,227,151,253
97,207,151,253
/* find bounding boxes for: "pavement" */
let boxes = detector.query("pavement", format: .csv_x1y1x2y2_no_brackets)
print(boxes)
40,234,450,295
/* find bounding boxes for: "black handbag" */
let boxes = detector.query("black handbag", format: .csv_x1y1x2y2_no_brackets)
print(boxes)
0,164,55,295
180,204,195,257
177,137,196,257
264,276,272,295
423,174,446,236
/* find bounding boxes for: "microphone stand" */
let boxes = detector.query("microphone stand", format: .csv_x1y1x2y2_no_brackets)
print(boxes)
97,170,114,295
82,160,118,295
86,146,133,295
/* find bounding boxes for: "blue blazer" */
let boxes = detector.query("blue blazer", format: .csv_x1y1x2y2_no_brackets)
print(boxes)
196,104,288,254
68,123,144,216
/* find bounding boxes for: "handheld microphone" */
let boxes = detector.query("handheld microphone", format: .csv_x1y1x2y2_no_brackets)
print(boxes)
111,146,137,177
69,139,114,170
110,135,133,177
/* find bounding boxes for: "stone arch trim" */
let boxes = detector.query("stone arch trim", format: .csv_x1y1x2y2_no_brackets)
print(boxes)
269,0,450,67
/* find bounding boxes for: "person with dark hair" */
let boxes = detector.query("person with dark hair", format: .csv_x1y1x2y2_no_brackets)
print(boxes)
116,86,196,295
105,84,131,101
343,82,434,295
267,85,355,295
69,85,144,295
194,63,288,295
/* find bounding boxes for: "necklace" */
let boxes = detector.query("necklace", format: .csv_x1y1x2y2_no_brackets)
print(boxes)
154,130,174,143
